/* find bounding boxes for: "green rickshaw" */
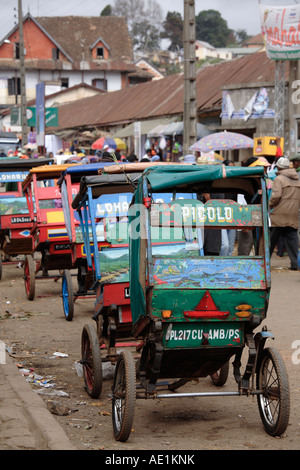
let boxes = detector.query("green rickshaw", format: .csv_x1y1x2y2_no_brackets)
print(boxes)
111,164,290,442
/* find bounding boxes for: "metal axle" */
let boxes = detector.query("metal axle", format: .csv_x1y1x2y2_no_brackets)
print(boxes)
136,390,263,399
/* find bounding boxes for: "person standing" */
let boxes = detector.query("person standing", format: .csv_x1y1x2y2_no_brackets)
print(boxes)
289,153,300,241
220,159,236,256
269,157,300,270
238,157,270,256
142,148,152,161
290,153,300,178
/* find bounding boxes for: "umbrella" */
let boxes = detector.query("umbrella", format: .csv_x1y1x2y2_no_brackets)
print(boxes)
189,131,254,152
113,137,127,151
91,137,117,150
91,137,127,151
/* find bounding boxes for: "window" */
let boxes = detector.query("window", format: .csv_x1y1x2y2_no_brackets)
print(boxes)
52,48,59,60
8,77,20,96
96,47,104,58
15,42,20,59
92,78,107,91
61,78,69,88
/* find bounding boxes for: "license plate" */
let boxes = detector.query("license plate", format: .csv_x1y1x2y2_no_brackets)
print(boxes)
11,216,31,224
163,322,243,349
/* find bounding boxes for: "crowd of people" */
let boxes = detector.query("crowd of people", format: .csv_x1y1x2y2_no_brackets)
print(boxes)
2,137,300,269
87,144,300,270
0,146,40,159
223,152,300,271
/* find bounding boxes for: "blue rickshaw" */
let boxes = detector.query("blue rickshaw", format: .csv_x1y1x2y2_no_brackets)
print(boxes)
71,166,142,397
58,162,116,321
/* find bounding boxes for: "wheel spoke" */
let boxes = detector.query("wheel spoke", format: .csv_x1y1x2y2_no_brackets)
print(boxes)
112,350,136,441
62,271,74,321
256,347,290,436
81,324,102,398
24,256,35,300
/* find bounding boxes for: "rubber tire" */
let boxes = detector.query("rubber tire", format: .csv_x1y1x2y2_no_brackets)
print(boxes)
24,255,35,300
210,361,229,386
81,324,103,398
62,270,74,321
0,255,2,281
256,347,290,436
112,349,136,442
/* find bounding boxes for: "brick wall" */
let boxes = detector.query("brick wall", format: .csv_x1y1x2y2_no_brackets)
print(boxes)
0,18,69,62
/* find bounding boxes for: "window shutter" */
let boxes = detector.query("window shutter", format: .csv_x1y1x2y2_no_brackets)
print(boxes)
8,78,14,95
52,48,59,60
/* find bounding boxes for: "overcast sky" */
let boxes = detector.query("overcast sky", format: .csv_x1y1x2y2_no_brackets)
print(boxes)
1,0,299,40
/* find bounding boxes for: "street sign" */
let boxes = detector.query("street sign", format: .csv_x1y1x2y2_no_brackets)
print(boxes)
27,107,58,127
11,107,21,126
11,106,58,128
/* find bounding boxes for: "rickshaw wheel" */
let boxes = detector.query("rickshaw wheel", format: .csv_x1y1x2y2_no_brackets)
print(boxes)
112,349,136,442
0,255,2,281
210,361,229,387
24,255,35,300
256,347,290,436
62,270,74,321
81,324,103,398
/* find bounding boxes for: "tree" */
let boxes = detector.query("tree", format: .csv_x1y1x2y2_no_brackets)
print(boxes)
131,20,160,51
161,11,183,51
196,10,233,48
100,5,113,16
235,29,249,44
112,0,163,51
113,0,145,31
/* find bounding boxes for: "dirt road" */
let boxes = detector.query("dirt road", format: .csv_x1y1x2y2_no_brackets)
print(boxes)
0,255,299,451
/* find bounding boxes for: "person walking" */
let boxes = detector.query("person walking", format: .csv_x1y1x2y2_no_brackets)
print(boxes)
269,157,300,270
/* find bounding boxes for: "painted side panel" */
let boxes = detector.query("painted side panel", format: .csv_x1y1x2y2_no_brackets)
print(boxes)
152,257,266,289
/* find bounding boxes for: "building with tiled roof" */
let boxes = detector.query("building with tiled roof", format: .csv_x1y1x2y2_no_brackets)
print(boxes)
42,50,291,158
135,58,164,81
3,48,298,158
242,33,264,49
0,13,152,110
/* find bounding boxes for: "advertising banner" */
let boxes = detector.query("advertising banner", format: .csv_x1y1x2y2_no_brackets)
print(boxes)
260,4,300,60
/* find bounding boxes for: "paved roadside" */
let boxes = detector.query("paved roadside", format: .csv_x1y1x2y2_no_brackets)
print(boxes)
0,352,76,450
